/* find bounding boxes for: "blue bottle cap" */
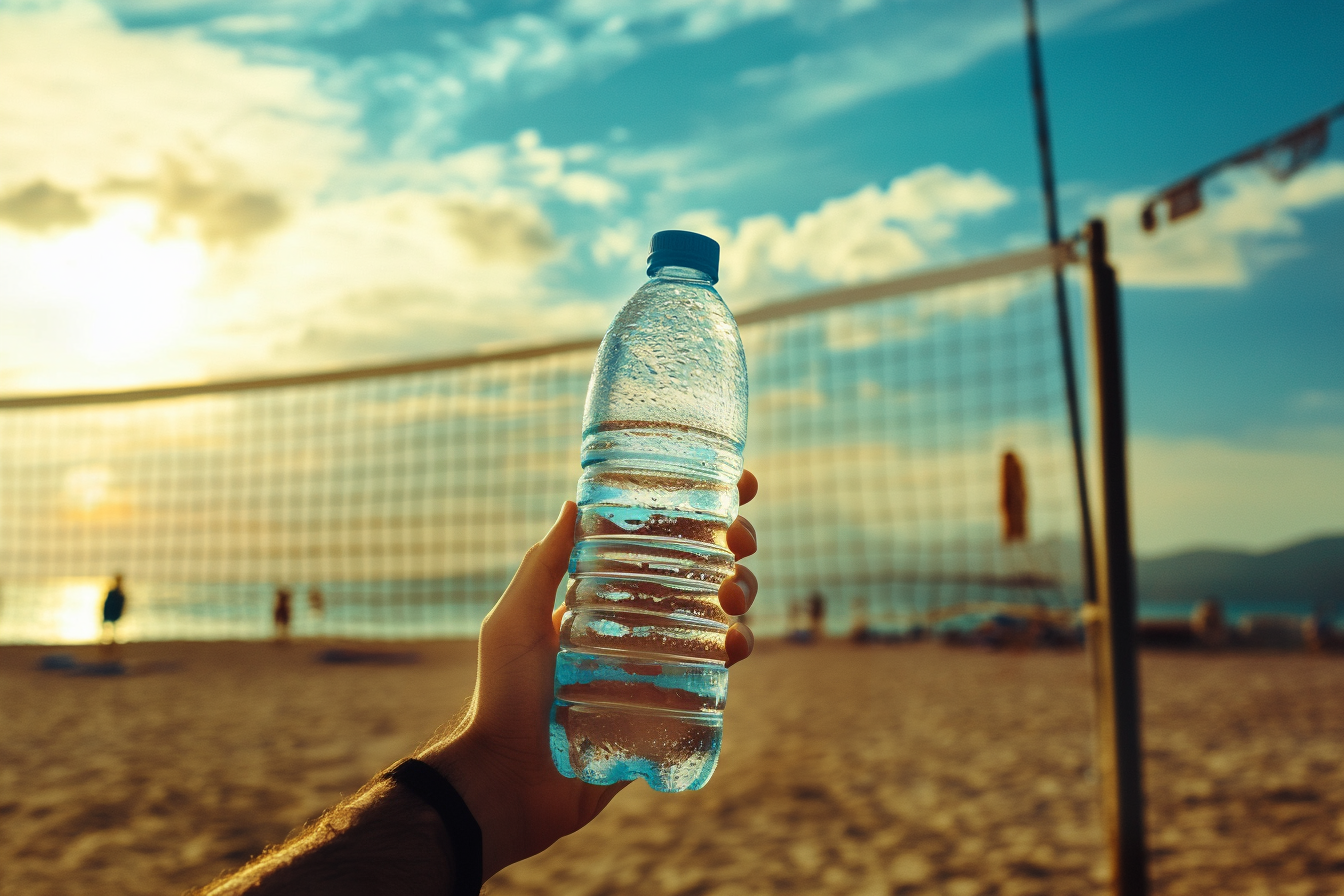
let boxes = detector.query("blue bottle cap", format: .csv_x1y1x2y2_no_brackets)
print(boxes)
646,230,720,284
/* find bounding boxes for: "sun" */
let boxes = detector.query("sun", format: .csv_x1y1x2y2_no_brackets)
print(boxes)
30,200,205,369
51,579,105,644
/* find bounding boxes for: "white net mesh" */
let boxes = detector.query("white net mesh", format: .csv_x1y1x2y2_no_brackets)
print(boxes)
0,255,1085,643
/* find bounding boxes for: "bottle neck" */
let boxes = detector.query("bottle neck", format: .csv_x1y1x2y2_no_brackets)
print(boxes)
649,264,715,285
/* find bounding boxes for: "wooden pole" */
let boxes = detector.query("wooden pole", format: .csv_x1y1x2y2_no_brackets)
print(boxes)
1022,0,1100,609
1083,218,1149,896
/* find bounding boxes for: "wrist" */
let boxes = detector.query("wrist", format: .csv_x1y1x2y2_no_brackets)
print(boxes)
228,779,454,896
371,779,457,874
418,728,521,881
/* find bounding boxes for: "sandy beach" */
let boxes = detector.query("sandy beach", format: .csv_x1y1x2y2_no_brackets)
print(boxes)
1,640,1341,896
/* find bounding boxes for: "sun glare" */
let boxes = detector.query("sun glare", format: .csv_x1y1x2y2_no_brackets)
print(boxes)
52,579,104,644
32,201,204,367
63,465,112,514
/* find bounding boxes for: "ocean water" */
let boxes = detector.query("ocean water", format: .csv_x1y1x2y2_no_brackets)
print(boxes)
2,573,1337,646
1138,599,1342,626
0,577,508,645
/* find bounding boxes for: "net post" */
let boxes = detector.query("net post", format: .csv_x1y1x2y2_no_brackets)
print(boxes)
1082,218,1149,896
1022,0,1100,610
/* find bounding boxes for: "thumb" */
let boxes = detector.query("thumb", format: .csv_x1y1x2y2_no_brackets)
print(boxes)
498,501,576,616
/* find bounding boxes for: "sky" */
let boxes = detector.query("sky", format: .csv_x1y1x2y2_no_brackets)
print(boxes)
0,0,1341,557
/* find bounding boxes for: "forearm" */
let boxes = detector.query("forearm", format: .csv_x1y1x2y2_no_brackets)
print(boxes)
192,777,454,896
184,488,752,894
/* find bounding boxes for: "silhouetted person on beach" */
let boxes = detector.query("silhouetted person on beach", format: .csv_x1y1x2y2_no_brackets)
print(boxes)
1303,606,1335,652
1191,596,1227,648
101,574,127,644
849,597,872,644
193,471,760,896
273,586,292,642
807,590,826,640
1000,450,1028,543
785,598,812,643
307,585,324,617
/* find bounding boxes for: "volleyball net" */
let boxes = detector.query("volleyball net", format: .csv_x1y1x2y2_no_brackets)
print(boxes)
0,243,1088,643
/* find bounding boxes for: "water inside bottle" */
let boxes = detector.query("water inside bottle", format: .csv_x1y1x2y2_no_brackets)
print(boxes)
549,421,741,792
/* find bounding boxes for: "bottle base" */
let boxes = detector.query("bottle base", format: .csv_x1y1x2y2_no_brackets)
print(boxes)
550,700,722,792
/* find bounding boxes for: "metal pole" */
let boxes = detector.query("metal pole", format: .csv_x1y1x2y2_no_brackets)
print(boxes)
1083,218,1149,896
1022,0,1100,609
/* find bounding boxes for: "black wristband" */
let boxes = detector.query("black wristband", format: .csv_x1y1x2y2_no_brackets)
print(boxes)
385,758,483,896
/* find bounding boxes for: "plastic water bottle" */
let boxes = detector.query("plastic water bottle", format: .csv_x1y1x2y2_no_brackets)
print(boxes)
550,230,748,792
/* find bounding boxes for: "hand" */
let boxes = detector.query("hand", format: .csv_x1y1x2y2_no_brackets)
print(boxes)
423,471,759,880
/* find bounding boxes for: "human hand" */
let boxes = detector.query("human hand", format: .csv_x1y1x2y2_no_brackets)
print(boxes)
422,471,759,880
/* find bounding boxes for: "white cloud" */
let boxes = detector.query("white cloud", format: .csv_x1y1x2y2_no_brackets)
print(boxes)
560,0,793,41
306,0,1023,161
1075,0,1228,33
0,182,588,392
443,194,558,264
458,12,640,89
1103,161,1344,289
0,1,358,196
331,128,631,211
0,1,350,389
736,0,1122,123
341,12,641,154
511,130,628,207
555,170,628,207
109,0,392,36
207,13,298,35
728,0,1229,126
1128,433,1344,554
591,218,642,267
677,165,1015,300
1294,390,1344,412
175,187,610,379
0,202,207,382
0,3,645,393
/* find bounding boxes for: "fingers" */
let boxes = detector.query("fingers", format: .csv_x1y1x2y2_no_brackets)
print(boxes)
738,470,758,506
725,622,754,667
718,566,756,616
726,471,759,620
498,502,577,616
727,515,756,560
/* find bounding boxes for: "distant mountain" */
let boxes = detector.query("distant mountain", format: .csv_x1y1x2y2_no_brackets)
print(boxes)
1137,536,1344,606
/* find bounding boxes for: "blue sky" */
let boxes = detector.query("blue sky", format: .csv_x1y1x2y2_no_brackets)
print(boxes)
0,0,1341,554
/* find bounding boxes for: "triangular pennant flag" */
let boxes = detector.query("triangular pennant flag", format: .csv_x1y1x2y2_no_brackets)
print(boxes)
1165,178,1202,221
1140,201,1158,232
1263,117,1328,181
